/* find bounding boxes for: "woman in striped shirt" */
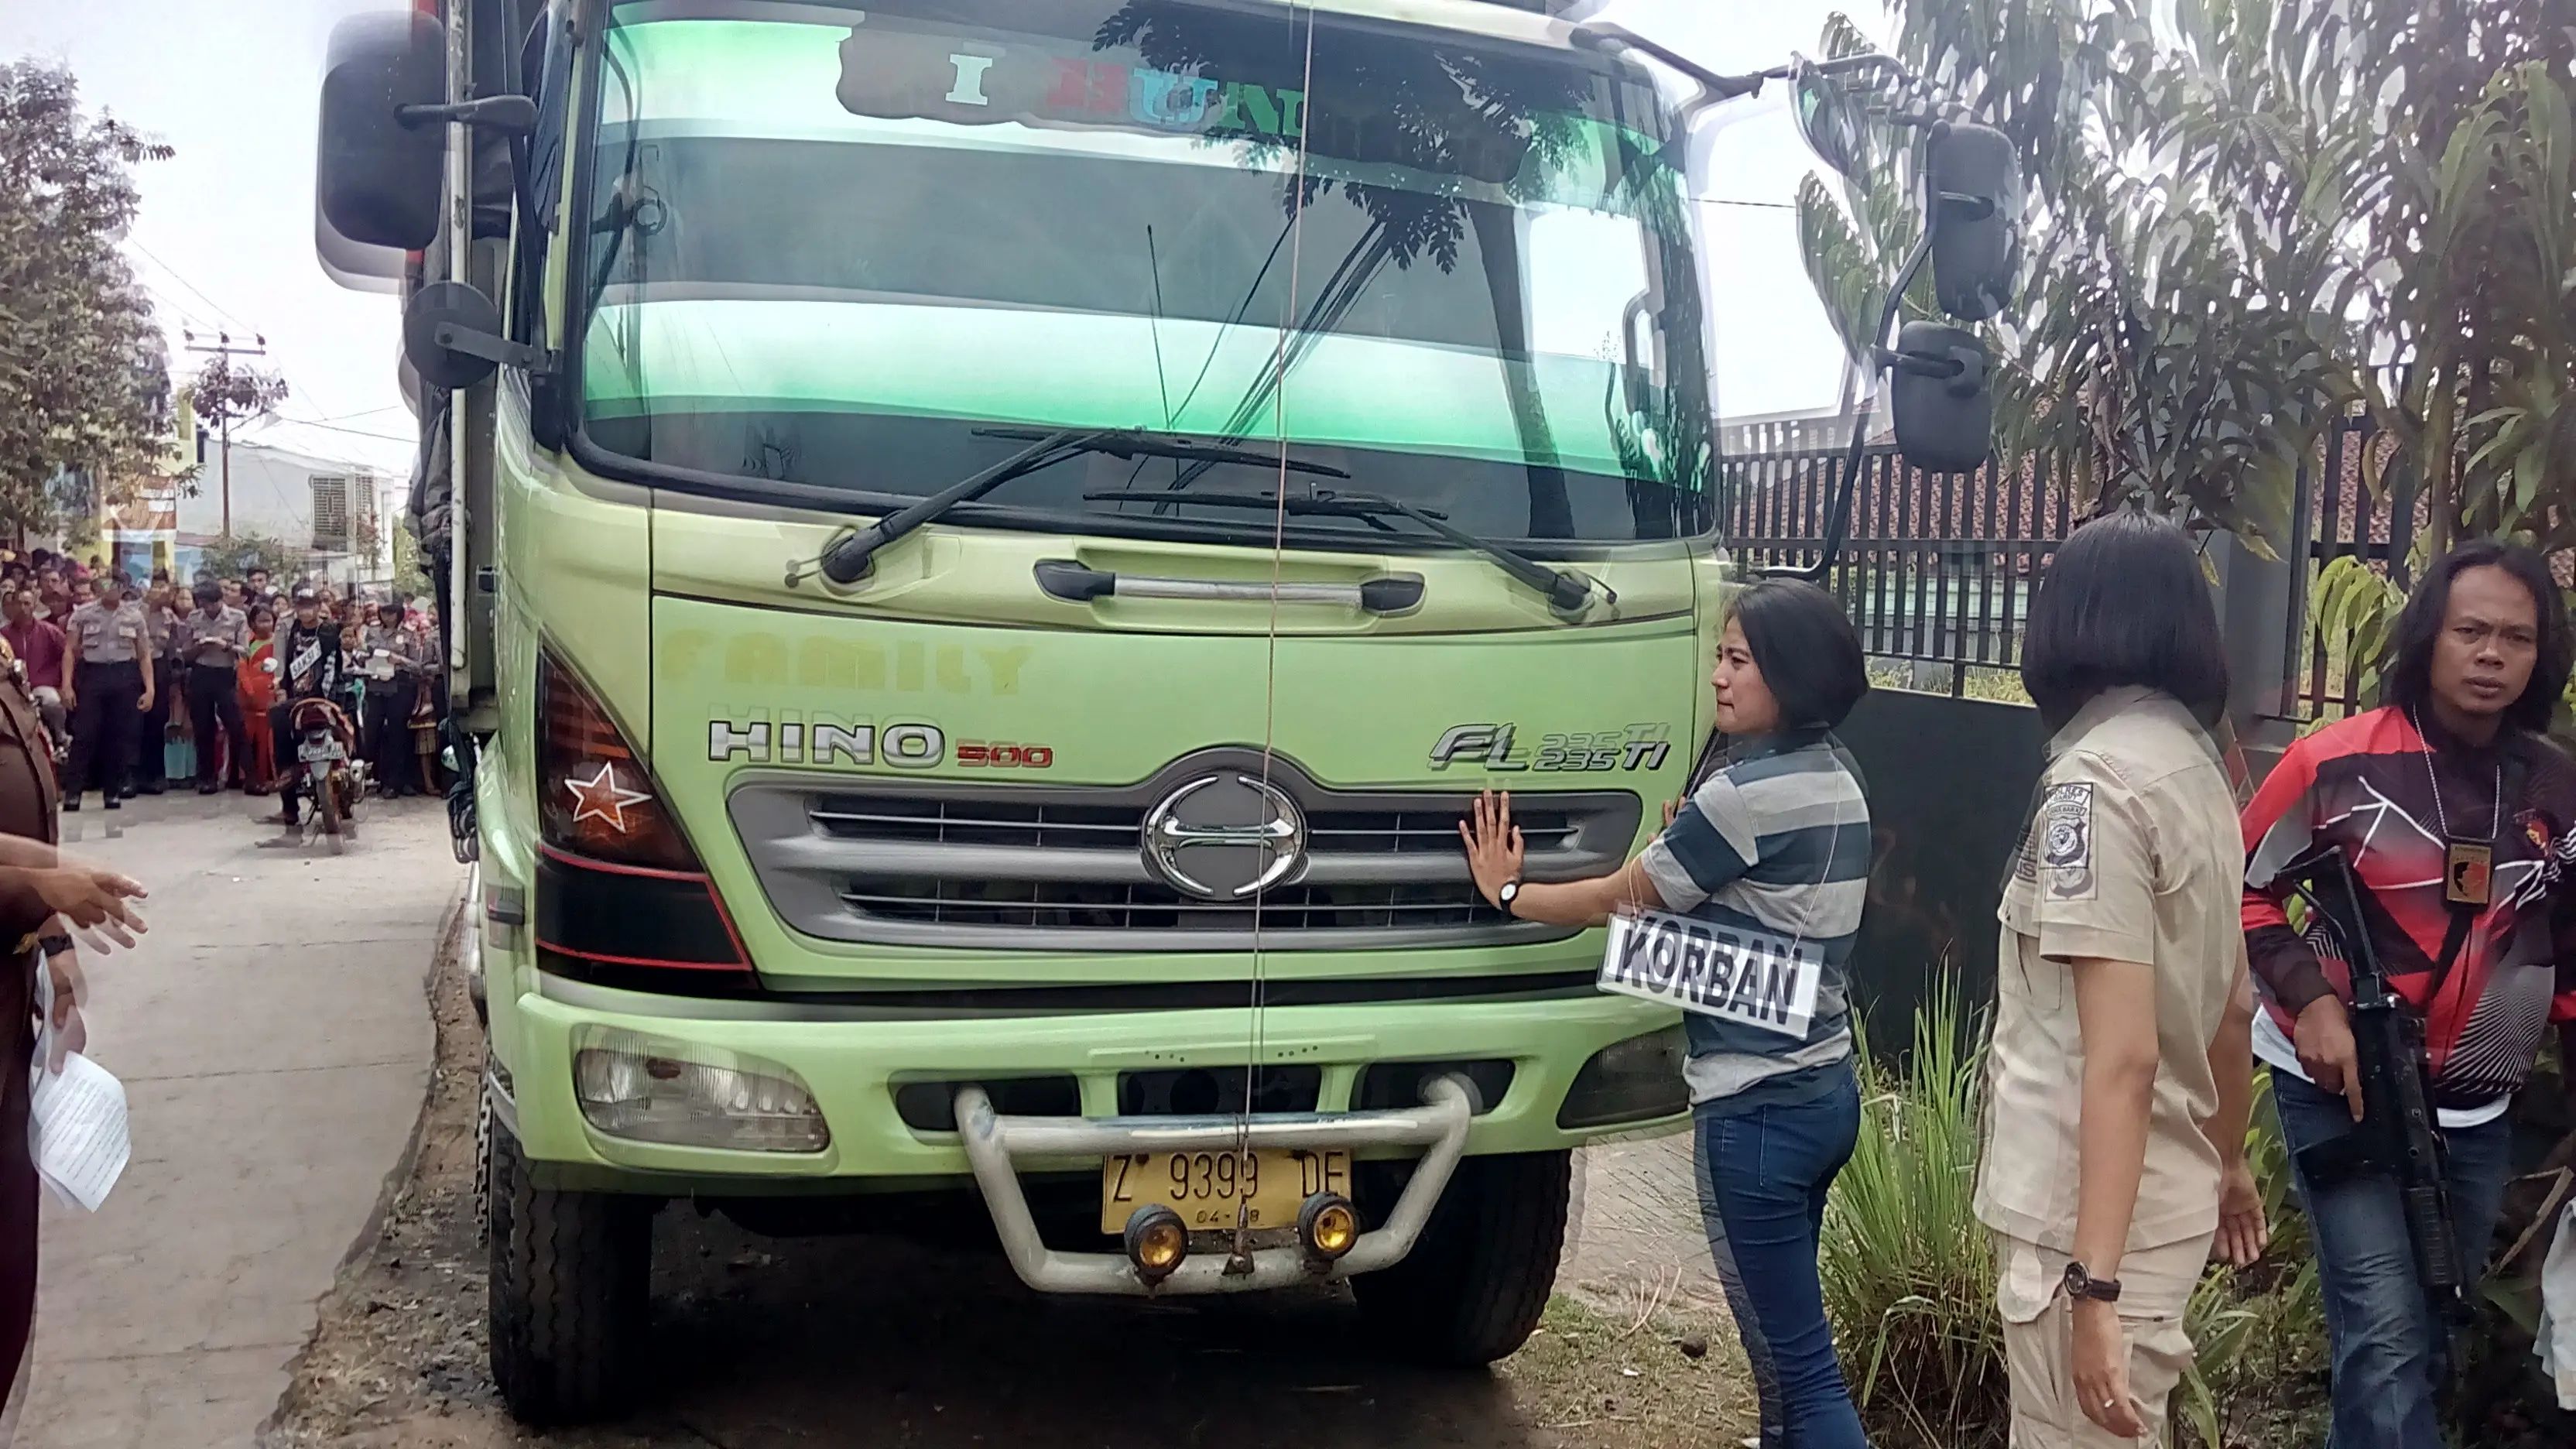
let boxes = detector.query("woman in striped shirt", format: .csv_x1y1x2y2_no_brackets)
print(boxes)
1462,578,1874,1449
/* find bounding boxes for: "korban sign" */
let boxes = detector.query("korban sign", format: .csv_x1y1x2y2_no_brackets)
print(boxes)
1598,908,1821,1040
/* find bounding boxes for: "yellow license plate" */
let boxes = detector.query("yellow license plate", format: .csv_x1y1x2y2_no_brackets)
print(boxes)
1100,1148,1353,1235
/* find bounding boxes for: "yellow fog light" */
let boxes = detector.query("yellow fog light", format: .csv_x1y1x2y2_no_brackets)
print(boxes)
1300,1191,1360,1263
1124,1204,1188,1284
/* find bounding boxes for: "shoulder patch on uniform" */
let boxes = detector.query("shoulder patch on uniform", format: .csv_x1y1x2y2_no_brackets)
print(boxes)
2043,783,2092,868
2043,782,2095,899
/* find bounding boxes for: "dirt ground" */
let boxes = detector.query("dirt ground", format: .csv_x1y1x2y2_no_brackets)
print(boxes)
259,950,1755,1449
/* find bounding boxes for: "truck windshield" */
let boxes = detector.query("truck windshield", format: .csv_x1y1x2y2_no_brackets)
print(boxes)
580,0,1718,546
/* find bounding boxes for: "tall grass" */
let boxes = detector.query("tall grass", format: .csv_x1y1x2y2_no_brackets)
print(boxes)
1819,980,2007,1448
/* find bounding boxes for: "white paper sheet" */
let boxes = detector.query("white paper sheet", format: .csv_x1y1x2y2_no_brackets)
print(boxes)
29,1053,128,1213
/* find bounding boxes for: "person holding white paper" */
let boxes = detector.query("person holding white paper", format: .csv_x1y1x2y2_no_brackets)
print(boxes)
1459,578,1873,1449
0,632,148,1440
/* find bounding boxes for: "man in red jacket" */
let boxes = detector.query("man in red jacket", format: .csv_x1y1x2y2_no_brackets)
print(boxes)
0,592,65,757
2241,539,2576,1449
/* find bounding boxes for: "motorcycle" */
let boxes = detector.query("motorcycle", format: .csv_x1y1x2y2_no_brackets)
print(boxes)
288,697,366,849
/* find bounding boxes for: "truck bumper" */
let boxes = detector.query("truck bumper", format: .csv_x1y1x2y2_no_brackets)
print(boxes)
957,1078,1472,1295
495,971,1683,1192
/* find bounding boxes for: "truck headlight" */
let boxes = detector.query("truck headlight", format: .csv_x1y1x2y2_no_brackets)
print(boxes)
1557,1025,1690,1129
574,1029,829,1153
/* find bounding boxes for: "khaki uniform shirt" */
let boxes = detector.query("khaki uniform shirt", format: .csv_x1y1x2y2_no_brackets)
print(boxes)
182,606,249,669
64,601,146,665
1974,687,2242,1255
141,601,176,659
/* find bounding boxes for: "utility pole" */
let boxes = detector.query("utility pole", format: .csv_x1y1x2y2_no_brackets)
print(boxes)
183,330,271,537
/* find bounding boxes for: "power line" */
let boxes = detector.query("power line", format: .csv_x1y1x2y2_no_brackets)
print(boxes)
257,416,418,445
126,242,253,331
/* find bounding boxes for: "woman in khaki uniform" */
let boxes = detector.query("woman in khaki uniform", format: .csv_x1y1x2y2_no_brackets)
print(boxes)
1975,513,2268,1445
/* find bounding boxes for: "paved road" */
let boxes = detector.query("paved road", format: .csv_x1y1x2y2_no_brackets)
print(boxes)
22,794,461,1449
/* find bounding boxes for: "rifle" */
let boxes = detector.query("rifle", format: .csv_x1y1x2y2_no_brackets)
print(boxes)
2285,848,2472,1327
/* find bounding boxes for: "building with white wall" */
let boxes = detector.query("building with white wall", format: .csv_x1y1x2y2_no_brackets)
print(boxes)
158,440,405,586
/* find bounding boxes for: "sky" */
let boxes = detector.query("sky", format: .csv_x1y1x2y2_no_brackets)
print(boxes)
0,0,1885,480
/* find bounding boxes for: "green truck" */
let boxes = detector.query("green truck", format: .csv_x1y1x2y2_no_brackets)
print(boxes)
314,0,2009,1423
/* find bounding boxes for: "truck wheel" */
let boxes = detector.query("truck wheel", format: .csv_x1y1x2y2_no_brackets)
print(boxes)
486,1116,651,1425
1351,1149,1571,1368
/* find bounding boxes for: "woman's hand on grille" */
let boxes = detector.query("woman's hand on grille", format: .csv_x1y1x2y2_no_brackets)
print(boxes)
1458,790,1525,909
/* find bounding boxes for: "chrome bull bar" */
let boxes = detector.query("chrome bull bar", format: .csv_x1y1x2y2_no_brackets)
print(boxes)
954,1075,1477,1295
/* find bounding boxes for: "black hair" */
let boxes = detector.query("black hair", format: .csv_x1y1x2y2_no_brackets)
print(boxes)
2021,511,2230,731
2382,538,2573,735
1728,578,1869,730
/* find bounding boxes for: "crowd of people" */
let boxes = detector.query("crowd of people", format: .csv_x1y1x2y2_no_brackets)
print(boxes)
0,547,440,829
1461,514,2576,1449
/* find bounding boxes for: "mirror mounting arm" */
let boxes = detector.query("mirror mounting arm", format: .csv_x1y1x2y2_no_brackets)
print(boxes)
397,94,540,136
1762,226,1938,585
431,324,555,378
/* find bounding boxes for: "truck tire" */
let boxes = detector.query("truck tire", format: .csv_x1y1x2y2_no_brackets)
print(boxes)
486,1117,652,1425
1351,1149,1571,1368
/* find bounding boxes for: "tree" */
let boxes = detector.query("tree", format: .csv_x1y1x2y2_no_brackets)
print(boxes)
2286,1,2576,552
195,529,305,584
1800,3,2360,553
0,62,173,535
188,350,289,530
391,522,432,602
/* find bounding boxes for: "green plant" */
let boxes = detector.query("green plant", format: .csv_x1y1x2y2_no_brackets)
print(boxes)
2174,1071,2330,1447
1820,980,2006,1448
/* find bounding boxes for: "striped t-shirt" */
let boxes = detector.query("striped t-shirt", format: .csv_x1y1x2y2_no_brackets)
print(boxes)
1639,729,1870,1112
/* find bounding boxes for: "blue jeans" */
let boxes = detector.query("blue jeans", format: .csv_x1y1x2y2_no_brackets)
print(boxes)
1694,1066,1869,1449
2273,1069,2516,1449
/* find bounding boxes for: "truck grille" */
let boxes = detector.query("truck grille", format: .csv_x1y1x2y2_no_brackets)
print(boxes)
841,876,1509,932
728,748,1642,951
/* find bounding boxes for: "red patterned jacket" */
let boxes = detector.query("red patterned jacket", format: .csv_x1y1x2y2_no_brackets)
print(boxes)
2240,707,2576,1122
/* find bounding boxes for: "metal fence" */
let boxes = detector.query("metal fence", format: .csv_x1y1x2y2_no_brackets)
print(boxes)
1718,413,2410,718
2277,416,2419,724
1718,417,2077,697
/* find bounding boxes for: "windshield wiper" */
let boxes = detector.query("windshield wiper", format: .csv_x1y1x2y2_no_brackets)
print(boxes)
1082,488,1615,615
810,429,1351,585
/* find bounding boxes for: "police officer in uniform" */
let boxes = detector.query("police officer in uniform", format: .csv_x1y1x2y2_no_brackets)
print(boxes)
60,577,153,814
180,580,249,796
129,577,180,798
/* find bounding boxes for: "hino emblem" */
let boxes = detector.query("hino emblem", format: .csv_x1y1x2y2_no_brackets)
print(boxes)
1142,773,1307,902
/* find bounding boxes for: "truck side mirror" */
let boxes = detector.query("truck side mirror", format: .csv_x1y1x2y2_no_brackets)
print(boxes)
317,12,449,252
1926,122,2021,322
1887,323,1995,474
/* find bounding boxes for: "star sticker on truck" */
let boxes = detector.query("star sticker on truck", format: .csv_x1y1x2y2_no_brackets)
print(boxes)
566,762,654,832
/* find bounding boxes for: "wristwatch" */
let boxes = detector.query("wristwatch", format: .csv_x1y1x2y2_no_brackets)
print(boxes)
2063,1259,2122,1304
36,933,72,959
1495,879,1523,916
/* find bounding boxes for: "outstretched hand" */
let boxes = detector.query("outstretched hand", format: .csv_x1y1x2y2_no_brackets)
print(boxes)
1458,790,1526,909
34,865,148,951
